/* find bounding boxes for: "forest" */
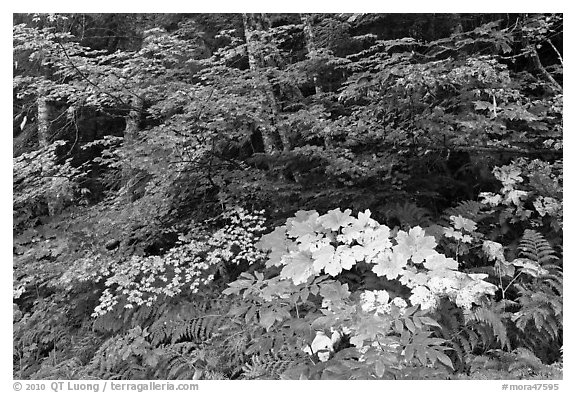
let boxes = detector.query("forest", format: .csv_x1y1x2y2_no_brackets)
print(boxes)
13,13,563,380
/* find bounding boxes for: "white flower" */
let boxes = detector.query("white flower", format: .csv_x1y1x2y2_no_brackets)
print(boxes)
455,287,474,309
428,276,459,295
391,297,408,309
360,289,390,314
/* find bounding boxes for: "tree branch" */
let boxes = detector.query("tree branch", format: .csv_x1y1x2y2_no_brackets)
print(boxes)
430,145,562,156
528,45,562,92
55,37,141,111
546,39,563,67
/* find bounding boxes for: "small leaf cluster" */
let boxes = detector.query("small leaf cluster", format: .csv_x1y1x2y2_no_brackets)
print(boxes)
92,206,268,316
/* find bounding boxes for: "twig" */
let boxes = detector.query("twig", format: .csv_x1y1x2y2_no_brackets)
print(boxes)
55,37,141,111
546,39,563,67
528,44,562,92
428,145,562,156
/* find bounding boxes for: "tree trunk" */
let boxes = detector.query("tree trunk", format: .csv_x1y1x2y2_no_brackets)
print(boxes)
301,14,323,95
243,13,268,71
37,84,59,215
37,88,51,148
242,13,291,152
122,95,144,201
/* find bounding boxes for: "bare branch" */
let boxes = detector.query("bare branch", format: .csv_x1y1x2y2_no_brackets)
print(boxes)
546,39,563,67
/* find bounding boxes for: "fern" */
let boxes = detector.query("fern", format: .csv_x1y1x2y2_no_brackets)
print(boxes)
517,229,558,266
464,304,510,350
512,229,562,338
242,353,304,379
506,230,563,363
31,356,84,379
383,201,432,228
94,297,227,335
434,298,509,372
149,315,229,346
174,315,228,343
444,200,488,223
464,347,562,379
70,330,102,365
84,327,153,379
154,342,199,380
513,291,561,333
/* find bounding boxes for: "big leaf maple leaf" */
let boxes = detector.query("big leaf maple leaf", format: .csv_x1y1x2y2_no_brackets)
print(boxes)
257,226,287,252
297,233,329,252
423,253,458,271
359,226,392,261
312,245,342,276
288,213,322,238
399,265,429,288
257,226,296,267
372,251,408,279
313,244,364,276
318,208,355,231
338,209,380,244
336,244,365,270
280,251,316,285
450,215,477,232
395,226,437,264
494,166,522,187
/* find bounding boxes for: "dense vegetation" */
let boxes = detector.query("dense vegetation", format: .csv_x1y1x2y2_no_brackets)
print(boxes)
13,13,563,380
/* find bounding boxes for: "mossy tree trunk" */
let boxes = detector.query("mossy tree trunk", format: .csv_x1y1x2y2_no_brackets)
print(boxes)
243,13,291,152
122,95,144,202
301,13,323,95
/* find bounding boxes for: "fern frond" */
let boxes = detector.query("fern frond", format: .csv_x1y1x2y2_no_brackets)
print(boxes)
149,320,179,346
172,315,228,344
464,305,509,350
444,200,487,222
84,328,154,379
71,332,102,365
512,298,561,339
92,308,127,333
242,353,301,379
148,314,229,346
518,229,558,265
31,356,84,379
383,201,432,228
155,343,198,380
510,273,563,364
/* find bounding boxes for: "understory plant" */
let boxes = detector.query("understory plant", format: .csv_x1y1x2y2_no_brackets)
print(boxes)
223,208,501,378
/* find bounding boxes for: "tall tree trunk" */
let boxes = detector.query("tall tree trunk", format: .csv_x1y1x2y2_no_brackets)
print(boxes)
122,95,144,201
243,13,268,71
301,13,323,95
242,13,291,152
37,87,51,148
37,84,59,215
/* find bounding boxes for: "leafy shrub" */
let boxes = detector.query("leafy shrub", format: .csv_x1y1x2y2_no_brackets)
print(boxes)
223,208,503,378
